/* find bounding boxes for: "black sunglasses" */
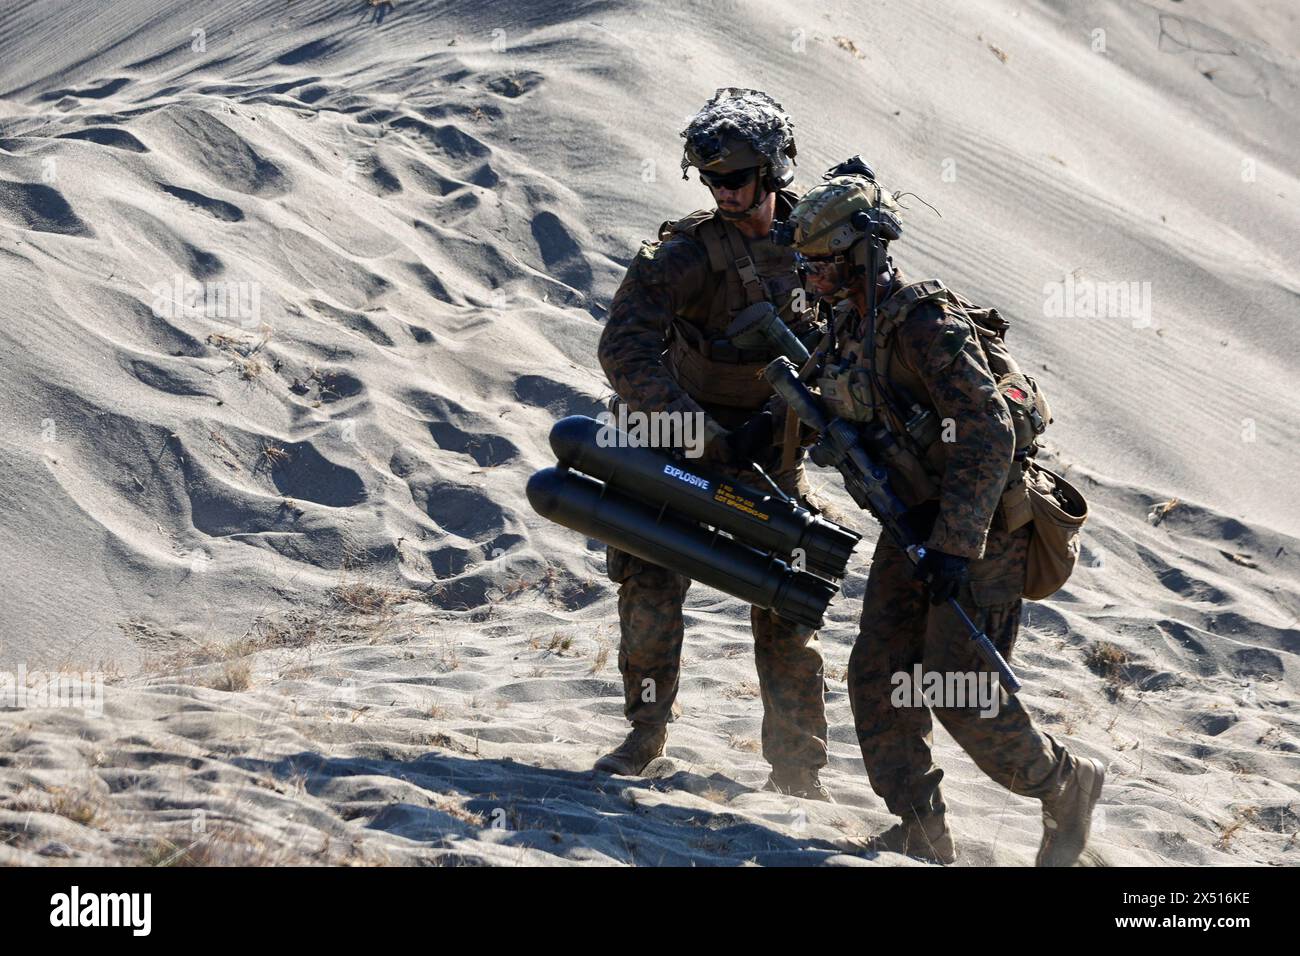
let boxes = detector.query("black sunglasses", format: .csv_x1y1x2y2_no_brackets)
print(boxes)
699,167,758,190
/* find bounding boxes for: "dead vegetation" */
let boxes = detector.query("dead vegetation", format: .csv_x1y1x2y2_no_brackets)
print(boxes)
331,581,414,615
207,327,273,382
143,564,417,691
588,639,611,675
1214,806,1259,851
208,660,251,693
484,564,597,611
1085,641,1134,701
724,681,760,700
428,794,486,828
138,824,368,867
528,632,576,656
258,441,291,472
1148,497,1181,526
726,734,760,754
437,639,461,672
6,784,108,829
833,36,865,59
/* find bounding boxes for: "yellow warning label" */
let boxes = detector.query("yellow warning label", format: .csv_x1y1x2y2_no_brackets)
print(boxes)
713,484,772,522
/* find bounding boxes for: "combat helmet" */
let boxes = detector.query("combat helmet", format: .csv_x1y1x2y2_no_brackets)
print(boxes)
680,88,797,219
776,158,902,301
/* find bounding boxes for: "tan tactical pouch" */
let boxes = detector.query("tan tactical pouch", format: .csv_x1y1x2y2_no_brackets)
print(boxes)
1023,461,1089,600
816,366,876,422
999,477,1034,533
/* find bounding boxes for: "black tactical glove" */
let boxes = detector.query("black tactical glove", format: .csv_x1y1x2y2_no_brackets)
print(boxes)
725,410,776,469
913,549,969,606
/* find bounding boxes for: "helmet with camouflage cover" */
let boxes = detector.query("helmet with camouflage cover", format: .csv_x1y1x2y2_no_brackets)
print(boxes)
778,169,902,302
782,174,902,259
680,88,797,217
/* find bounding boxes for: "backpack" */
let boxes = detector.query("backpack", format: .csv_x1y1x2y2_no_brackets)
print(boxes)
878,280,1087,600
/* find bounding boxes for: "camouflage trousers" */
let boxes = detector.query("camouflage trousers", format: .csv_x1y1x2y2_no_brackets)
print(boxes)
847,524,1073,818
605,463,828,773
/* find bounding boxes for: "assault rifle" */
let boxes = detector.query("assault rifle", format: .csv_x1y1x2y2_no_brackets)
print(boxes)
764,356,1022,695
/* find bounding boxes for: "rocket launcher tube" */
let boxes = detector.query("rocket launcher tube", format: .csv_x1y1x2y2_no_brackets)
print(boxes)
526,466,838,629
548,415,860,580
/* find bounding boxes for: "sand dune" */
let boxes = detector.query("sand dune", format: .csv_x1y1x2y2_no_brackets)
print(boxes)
0,0,1296,865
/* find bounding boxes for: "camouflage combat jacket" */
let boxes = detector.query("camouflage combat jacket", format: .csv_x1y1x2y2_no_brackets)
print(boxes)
816,278,1015,559
598,192,819,440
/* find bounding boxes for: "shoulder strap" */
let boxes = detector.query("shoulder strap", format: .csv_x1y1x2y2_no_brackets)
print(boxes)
877,279,949,327
693,215,732,274
870,280,952,435
717,219,767,307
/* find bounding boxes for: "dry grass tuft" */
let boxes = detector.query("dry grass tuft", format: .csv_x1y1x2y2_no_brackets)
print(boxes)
1214,807,1259,851
332,581,405,614
698,786,733,806
589,639,611,675
438,640,461,672
8,785,108,828
1085,641,1133,701
208,660,251,692
141,826,320,867
724,681,760,700
833,36,864,58
429,794,485,828
260,442,291,468
250,611,324,649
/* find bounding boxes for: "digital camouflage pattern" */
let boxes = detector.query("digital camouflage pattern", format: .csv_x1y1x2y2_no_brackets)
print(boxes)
598,202,813,435
848,527,1073,818
783,175,900,258
598,212,828,774
887,298,1016,558
607,456,827,773
826,280,1077,833
824,295,1016,559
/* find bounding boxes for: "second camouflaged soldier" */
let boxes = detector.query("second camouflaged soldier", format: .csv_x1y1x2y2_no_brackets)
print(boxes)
781,170,1106,862
594,89,831,798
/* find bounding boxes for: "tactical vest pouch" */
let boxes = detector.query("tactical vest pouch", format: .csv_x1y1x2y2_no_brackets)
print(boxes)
1023,461,1088,600
817,367,876,422
666,332,770,408
999,479,1034,533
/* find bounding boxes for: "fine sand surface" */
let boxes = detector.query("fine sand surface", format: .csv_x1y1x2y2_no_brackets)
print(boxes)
0,0,1296,865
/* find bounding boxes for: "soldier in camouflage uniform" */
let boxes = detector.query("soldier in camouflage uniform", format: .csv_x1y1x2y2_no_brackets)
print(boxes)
781,169,1105,863
593,90,830,799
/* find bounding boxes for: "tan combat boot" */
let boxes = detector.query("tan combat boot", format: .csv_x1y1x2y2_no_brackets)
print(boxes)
593,723,667,775
863,811,956,865
765,768,834,803
1037,756,1106,867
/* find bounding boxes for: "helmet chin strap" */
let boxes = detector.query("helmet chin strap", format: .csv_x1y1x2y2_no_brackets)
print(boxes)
811,245,892,304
